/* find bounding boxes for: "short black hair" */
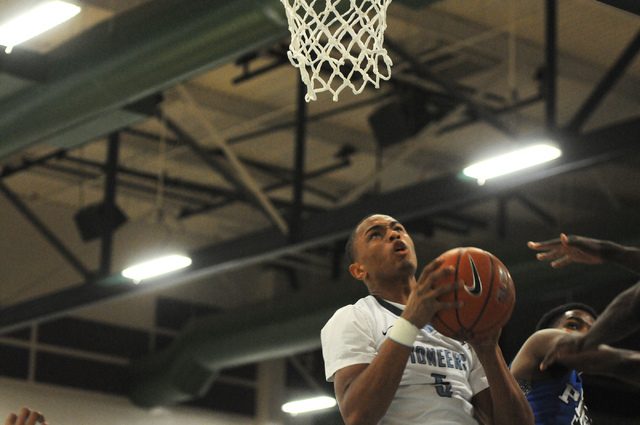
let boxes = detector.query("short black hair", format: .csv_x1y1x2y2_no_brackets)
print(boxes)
535,302,599,331
345,213,378,264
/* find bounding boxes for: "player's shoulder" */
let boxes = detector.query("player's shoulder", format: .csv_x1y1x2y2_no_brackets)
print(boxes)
517,329,567,358
525,328,566,346
330,297,371,321
514,329,567,365
330,295,377,319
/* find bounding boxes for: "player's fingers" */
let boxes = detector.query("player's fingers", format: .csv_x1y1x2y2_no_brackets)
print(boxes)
527,238,561,250
527,240,543,249
437,302,463,313
423,256,445,274
25,410,45,425
540,351,558,370
535,250,564,262
550,256,571,268
433,279,463,297
5,413,17,425
417,263,453,288
432,280,464,311
15,408,29,425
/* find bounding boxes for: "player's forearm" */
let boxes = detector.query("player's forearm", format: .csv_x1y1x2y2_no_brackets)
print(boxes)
474,345,535,425
611,349,640,387
584,346,640,387
581,282,640,350
338,340,411,425
602,242,640,274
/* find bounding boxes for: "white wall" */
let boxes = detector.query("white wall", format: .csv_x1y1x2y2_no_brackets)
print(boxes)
0,378,254,425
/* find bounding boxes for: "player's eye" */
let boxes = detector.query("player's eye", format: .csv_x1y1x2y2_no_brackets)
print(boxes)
565,321,581,330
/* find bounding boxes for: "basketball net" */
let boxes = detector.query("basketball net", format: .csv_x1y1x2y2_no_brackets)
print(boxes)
280,0,393,102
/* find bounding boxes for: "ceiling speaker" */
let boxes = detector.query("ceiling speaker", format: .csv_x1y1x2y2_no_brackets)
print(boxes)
74,202,127,242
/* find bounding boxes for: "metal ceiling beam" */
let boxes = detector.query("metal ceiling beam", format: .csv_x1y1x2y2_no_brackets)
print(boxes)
225,93,392,145
25,155,330,216
566,28,640,133
1,117,639,334
384,37,517,137
0,182,92,280
162,115,289,231
173,85,289,235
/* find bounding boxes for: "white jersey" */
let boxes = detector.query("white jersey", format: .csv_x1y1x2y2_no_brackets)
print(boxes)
321,295,489,425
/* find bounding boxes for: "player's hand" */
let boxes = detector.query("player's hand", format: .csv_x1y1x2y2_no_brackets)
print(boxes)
5,407,48,425
467,328,501,353
527,233,605,268
540,333,584,370
404,257,463,329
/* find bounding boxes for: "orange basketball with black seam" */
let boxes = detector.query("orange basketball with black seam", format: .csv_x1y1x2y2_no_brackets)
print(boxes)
430,247,515,341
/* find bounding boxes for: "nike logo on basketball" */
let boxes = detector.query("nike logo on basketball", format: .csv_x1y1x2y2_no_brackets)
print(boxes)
465,255,483,297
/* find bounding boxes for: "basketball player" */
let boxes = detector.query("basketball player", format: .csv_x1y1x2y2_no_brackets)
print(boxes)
321,214,534,425
528,233,640,372
510,302,640,425
5,407,48,425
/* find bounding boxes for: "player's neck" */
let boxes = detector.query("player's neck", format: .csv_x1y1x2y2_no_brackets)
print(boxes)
367,277,413,304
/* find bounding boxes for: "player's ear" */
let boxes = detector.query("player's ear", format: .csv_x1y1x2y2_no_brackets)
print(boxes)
349,262,366,280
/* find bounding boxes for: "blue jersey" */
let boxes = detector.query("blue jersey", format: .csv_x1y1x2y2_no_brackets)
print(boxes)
517,370,591,425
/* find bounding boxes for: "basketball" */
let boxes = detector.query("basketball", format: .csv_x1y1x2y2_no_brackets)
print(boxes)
430,247,515,341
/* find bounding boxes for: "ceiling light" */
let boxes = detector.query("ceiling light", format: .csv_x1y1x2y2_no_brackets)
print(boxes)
122,255,192,282
0,1,81,53
281,396,337,415
462,144,562,185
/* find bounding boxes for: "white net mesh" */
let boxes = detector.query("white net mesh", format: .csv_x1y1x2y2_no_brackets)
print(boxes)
280,0,393,102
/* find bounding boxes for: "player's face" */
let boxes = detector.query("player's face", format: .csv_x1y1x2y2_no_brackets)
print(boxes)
554,310,595,334
351,215,417,281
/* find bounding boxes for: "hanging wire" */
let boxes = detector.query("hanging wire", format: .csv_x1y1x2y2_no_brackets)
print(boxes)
155,106,167,225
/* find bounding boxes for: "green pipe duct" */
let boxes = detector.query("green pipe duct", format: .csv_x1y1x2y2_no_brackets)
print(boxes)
128,282,368,407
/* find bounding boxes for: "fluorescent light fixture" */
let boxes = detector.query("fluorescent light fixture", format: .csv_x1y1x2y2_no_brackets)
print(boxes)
282,396,337,415
122,255,192,282
463,144,561,185
0,1,81,53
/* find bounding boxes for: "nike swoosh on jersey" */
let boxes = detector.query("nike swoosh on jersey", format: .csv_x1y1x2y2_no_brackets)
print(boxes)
382,325,393,336
465,254,483,297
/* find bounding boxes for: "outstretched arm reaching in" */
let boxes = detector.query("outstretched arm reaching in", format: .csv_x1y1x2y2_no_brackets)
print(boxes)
514,329,640,388
528,233,640,274
541,281,640,372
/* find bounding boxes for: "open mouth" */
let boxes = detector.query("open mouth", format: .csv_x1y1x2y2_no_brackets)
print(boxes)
394,241,407,254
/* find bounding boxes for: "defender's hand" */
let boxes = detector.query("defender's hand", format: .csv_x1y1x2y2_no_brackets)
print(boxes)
528,234,605,268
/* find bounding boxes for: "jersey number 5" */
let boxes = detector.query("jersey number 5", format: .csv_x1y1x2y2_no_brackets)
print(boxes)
432,373,453,397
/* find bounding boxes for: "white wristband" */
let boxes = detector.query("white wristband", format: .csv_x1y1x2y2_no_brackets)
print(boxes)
388,317,419,347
